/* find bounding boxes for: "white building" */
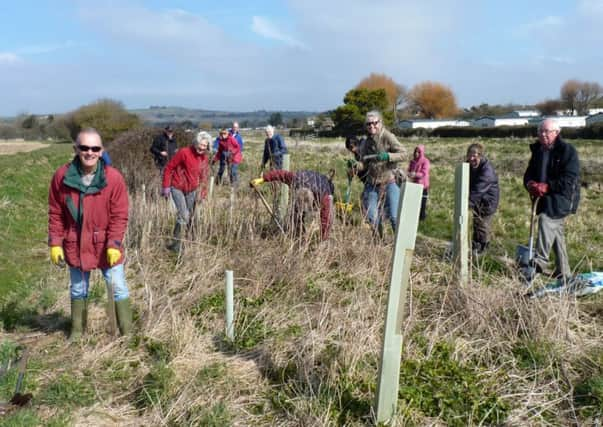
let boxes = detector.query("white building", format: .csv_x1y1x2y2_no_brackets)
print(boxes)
586,113,603,126
398,119,470,129
506,110,541,118
472,116,529,127
534,116,587,128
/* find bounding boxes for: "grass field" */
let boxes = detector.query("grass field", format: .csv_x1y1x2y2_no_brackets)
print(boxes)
0,134,601,425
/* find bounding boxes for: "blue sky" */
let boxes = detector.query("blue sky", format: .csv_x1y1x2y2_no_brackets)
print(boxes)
1,0,602,116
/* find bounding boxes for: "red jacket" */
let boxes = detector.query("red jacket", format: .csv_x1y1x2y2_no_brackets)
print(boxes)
48,162,129,272
163,146,210,196
213,135,242,164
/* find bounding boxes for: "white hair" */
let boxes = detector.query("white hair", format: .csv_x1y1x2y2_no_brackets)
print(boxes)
194,130,211,146
365,110,382,123
265,125,274,134
538,119,560,133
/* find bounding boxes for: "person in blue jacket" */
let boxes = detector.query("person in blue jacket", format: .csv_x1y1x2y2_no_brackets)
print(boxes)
261,125,288,171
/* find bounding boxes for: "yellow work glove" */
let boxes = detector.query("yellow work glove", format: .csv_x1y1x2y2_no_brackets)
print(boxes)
250,177,265,187
50,246,64,266
106,248,121,267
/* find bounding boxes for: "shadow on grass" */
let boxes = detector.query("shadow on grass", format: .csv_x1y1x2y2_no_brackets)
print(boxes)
212,334,372,425
0,301,69,336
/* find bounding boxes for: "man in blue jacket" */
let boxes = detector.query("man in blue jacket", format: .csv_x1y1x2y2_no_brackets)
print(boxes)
524,119,580,282
261,125,288,170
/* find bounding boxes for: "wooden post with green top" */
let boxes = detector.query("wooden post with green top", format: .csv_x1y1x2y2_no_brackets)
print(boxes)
452,162,470,287
375,182,422,423
278,154,290,222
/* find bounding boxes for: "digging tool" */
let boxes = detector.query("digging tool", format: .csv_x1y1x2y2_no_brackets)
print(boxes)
0,348,33,414
251,184,286,235
107,272,119,337
516,197,540,285
335,175,353,215
362,154,379,161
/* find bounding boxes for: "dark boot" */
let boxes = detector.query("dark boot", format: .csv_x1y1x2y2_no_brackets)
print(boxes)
168,223,182,252
70,299,87,341
115,298,133,336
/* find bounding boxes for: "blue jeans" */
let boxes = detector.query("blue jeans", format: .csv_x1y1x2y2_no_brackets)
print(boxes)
171,188,197,226
218,161,239,185
70,263,129,301
362,181,400,232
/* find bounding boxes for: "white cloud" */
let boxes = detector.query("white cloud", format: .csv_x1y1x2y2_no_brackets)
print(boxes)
251,16,308,50
0,52,22,65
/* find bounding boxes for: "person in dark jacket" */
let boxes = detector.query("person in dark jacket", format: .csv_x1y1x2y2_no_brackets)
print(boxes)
150,125,178,176
48,128,133,339
524,118,580,282
250,170,334,240
261,125,288,170
467,143,500,254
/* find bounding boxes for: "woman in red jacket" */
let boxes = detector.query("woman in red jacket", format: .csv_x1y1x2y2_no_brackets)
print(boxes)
162,131,211,252
212,128,242,186
48,128,132,340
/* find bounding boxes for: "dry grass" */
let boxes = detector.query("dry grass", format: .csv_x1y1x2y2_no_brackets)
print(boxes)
17,134,602,426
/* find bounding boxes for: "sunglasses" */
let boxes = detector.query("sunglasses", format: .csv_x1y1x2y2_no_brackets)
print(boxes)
77,145,102,153
366,121,380,126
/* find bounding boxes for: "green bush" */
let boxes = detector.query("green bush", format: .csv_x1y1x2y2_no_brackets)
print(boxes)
65,98,141,142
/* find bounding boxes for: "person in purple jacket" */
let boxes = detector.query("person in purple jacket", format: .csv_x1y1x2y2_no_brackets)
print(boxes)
467,143,499,255
407,145,430,220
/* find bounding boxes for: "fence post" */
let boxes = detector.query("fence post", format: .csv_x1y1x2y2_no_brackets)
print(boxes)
375,182,422,423
452,163,470,287
279,154,290,222
225,270,234,340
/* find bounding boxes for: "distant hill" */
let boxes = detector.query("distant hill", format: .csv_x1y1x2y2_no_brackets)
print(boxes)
129,106,318,128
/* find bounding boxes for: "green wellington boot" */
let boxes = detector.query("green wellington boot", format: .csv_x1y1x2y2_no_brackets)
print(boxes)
70,299,87,341
115,298,133,336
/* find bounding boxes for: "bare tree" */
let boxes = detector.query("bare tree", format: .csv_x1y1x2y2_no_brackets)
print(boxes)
535,99,562,116
576,81,602,115
560,79,581,115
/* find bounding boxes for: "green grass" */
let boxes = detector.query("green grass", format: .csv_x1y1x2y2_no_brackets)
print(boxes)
0,143,73,325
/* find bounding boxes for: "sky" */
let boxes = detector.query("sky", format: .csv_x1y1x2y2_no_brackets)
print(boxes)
1,0,602,116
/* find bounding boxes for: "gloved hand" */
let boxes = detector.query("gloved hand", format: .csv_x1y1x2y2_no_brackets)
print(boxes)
162,187,171,198
346,158,358,168
376,152,390,162
250,177,264,187
107,248,121,266
50,246,64,266
536,182,549,196
527,181,539,197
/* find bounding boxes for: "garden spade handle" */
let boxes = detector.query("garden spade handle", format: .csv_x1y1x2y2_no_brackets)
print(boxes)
528,197,540,261
252,185,286,235
14,348,29,395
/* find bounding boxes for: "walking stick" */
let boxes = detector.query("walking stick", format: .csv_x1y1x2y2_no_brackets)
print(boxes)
251,185,286,235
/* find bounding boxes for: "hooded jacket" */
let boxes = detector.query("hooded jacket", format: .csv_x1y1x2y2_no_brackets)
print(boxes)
48,157,129,271
523,137,580,219
408,145,430,189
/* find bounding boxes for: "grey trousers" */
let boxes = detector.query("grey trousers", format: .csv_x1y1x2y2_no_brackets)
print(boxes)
534,213,571,279
171,188,197,226
472,212,494,251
